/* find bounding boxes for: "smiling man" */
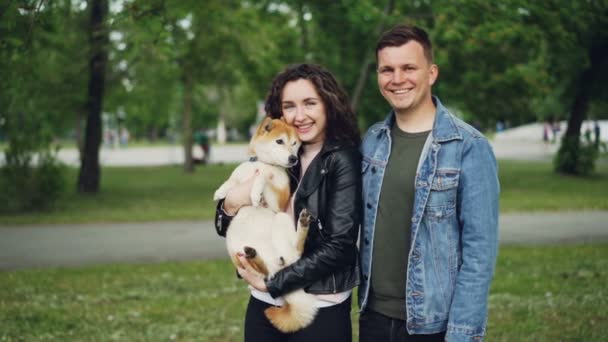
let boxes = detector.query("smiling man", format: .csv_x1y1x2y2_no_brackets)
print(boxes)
358,25,500,342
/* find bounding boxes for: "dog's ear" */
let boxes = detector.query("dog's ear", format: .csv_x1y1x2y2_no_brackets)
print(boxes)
256,117,274,135
262,117,274,132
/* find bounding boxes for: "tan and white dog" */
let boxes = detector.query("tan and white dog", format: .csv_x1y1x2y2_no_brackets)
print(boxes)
213,117,318,333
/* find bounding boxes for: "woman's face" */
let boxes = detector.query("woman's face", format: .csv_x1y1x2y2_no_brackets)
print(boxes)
280,79,327,145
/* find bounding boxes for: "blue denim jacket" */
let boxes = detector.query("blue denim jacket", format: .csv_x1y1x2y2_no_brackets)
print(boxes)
359,97,499,342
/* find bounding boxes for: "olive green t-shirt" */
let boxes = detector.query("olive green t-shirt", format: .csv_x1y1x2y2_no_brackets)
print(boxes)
368,127,430,320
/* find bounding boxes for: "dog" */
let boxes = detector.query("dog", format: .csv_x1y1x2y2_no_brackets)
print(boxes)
213,117,318,333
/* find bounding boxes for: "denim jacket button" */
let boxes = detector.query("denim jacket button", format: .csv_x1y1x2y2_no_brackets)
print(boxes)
366,203,372,209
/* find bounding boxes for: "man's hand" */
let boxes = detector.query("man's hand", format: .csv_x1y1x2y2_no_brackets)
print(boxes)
236,253,268,292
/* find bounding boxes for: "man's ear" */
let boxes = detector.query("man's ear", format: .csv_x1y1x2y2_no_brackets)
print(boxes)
428,64,439,86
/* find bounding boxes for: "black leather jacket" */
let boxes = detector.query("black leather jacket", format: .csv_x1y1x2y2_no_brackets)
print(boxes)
215,141,361,298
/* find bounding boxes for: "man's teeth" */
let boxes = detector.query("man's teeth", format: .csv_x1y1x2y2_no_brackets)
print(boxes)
298,124,313,129
393,89,411,94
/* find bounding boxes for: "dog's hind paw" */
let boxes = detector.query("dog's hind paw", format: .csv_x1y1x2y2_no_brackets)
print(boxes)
243,246,257,259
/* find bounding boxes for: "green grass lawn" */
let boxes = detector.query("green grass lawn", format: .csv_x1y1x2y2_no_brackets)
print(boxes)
1,160,607,225
499,160,608,212
1,245,606,341
0,164,235,225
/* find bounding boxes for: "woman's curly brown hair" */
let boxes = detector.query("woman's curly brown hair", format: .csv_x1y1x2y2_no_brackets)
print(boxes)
264,63,360,147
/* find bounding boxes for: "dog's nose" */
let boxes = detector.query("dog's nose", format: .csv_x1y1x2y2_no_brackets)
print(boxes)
288,155,298,165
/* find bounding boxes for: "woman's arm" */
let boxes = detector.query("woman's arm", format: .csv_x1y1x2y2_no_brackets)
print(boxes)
214,173,258,237
265,148,362,298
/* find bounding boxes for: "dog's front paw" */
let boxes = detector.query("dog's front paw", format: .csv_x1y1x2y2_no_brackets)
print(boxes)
213,189,227,201
298,209,312,229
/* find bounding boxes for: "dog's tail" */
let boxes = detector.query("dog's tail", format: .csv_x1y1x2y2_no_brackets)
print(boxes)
264,290,318,333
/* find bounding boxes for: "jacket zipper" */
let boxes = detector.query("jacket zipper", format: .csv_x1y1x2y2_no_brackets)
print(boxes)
332,274,337,293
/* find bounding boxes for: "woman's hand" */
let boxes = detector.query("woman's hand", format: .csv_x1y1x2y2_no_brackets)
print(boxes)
237,254,268,292
223,170,259,215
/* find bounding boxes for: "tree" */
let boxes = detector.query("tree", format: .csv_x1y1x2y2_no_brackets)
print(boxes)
78,0,109,193
526,1,608,175
350,0,395,113
0,1,74,211
115,0,292,172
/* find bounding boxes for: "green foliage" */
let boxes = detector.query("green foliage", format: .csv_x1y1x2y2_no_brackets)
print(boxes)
0,113,66,213
0,150,67,213
105,0,294,138
0,2,82,212
554,135,600,176
2,0,607,183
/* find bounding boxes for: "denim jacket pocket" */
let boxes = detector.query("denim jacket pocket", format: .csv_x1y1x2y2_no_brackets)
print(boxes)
427,169,460,211
426,204,456,221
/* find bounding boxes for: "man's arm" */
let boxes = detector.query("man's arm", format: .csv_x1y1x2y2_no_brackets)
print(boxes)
447,137,500,342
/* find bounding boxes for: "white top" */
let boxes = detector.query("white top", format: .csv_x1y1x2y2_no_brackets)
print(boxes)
252,141,351,307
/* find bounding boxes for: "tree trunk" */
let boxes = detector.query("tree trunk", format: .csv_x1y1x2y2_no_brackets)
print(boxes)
350,0,395,112
77,0,108,193
182,71,194,173
555,42,606,174
564,71,591,139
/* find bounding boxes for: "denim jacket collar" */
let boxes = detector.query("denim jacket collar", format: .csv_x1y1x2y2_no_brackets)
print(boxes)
431,97,463,143
378,96,463,143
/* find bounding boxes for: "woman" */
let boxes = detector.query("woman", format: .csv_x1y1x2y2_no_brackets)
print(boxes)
214,63,361,341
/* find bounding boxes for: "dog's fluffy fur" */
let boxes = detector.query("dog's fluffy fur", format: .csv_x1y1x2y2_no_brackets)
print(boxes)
214,117,318,333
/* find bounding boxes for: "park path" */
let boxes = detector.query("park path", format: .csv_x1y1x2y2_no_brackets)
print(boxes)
0,127,572,167
25,139,557,167
1,211,607,271
3,120,607,166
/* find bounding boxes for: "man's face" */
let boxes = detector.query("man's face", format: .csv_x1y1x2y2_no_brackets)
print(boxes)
377,41,438,116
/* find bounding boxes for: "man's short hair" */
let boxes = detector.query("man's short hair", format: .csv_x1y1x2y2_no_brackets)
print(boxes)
376,24,434,63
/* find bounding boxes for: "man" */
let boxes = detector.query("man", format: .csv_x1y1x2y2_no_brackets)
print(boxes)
359,25,500,342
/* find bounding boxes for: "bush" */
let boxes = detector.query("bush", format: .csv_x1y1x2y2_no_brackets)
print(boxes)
554,135,599,176
0,151,67,214
0,113,67,213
